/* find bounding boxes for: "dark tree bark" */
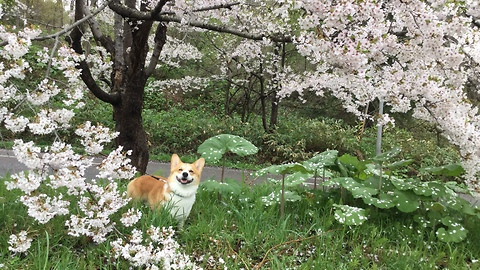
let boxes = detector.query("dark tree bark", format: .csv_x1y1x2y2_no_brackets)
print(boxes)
67,0,167,174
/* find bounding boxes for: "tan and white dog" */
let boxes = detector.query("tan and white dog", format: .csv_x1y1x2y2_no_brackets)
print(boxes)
127,154,205,228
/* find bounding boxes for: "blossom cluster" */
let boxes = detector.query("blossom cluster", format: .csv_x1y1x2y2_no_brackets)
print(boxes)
0,5,194,267
97,146,137,180
177,0,479,190
120,208,143,227
2,0,480,266
75,121,120,155
66,182,130,243
111,226,200,269
0,22,134,250
8,230,32,254
156,35,203,68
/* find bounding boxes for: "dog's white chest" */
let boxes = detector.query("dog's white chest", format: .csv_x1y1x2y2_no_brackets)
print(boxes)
166,192,196,226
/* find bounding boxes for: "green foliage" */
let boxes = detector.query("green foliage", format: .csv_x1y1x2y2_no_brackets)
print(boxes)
254,162,311,217
333,204,368,226
197,134,258,163
261,132,310,163
197,134,258,184
200,178,243,197
190,180,480,269
261,117,357,163
313,148,479,243
2,172,480,269
143,107,263,161
421,163,465,177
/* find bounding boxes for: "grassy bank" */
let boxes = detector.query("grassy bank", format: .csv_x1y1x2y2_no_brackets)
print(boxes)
1,174,479,269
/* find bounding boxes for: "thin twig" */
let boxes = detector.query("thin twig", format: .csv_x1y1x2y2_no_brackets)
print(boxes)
254,230,338,269
226,240,250,270
0,0,113,46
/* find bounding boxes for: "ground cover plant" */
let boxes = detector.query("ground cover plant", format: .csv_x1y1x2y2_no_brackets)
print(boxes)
1,171,480,269
1,137,479,269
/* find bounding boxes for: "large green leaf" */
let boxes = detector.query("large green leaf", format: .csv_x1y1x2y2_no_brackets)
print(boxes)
284,172,312,187
394,189,420,213
444,181,470,194
436,217,468,243
363,175,395,191
363,193,396,209
390,176,418,191
421,163,465,177
197,134,258,162
425,182,449,198
371,146,402,162
333,204,368,226
350,185,378,199
412,182,434,196
200,178,242,195
385,159,415,170
323,177,356,188
324,177,377,198
338,154,366,174
261,190,302,206
253,163,309,177
303,150,338,171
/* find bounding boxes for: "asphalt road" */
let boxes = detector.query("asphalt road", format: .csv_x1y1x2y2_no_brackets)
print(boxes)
0,149,271,185
1,149,478,205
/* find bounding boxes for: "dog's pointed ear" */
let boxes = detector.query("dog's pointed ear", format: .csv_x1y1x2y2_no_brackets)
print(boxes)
193,157,205,173
171,154,181,170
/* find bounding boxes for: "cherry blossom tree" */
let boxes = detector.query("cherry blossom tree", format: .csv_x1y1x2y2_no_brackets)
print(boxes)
280,0,480,189
66,0,293,173
201,34,299,131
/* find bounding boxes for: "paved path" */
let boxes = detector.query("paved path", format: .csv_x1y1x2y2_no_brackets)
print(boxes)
0,149,272,185
1,149,478,205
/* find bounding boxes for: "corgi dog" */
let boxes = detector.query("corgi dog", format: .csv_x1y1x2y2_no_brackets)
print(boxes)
127,154,205,228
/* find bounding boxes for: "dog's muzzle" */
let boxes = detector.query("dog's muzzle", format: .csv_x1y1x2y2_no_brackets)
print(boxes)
177,175,193,185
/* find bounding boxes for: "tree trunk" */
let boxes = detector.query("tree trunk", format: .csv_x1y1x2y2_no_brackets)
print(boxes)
113,79,149,175
269,96,279,131
68,0,160,175
111,16,154,175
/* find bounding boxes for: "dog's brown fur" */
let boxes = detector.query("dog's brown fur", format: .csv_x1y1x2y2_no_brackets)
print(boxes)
127,174,170,207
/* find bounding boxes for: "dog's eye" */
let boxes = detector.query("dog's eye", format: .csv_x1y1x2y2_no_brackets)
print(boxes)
189,170,193,173
178,168,183,171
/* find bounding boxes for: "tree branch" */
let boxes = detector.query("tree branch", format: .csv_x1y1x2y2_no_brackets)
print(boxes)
83,3,115,55
192,2,241,12
66,0,120,105
145,23,167,76
165,15,292,42
0,0,113,47
151,0,169,15
108,0,292,43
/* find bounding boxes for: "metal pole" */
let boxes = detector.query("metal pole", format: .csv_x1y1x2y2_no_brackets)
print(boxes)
376,99,384,156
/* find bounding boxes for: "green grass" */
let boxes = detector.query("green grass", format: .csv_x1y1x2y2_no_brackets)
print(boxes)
1,176,479,269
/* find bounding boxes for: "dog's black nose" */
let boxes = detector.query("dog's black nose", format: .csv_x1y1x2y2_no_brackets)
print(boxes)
182,172,189,178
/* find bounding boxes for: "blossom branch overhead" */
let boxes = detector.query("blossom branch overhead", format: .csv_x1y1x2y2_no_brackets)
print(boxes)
107,0,293,42
286,0,480,187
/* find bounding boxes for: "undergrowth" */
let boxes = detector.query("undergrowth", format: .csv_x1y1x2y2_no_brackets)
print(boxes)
1,174,479,269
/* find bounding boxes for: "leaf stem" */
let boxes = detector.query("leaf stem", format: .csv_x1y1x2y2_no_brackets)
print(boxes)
280,173,285,218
